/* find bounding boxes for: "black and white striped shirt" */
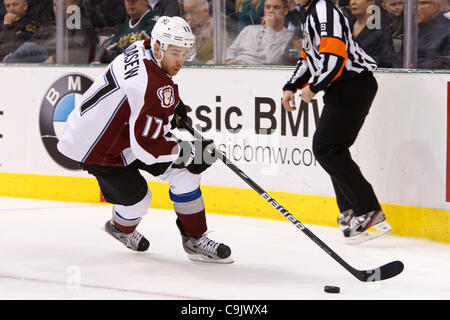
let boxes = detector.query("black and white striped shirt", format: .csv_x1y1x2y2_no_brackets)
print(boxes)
283,0,377,93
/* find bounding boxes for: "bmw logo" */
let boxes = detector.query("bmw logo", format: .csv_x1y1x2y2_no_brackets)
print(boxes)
39,74,93,170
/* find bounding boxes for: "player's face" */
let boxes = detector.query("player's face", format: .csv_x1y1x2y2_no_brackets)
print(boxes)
161,45,190,76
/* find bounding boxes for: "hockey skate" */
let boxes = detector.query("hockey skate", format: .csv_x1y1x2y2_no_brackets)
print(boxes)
176,219,234,263
343,210,392,244
104,220,150,252
337,209,354,230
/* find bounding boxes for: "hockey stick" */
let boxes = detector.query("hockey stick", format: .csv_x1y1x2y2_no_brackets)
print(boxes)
181,119,404,282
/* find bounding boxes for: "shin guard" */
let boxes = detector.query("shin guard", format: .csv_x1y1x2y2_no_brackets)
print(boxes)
170,188,207,237
112,189,152,234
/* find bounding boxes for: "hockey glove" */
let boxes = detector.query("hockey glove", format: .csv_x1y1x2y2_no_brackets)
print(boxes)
172,139,218,174
170,100,191,129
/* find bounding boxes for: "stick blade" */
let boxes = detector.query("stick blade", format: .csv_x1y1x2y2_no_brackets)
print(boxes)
358,260,404,282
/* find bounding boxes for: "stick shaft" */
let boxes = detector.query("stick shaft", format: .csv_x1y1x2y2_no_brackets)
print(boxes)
181,121,363,279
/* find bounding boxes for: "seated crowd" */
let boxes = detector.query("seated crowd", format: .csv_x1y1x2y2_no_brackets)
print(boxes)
0,0,448,69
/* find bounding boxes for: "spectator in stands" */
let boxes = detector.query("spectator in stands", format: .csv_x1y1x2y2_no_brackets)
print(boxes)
417,0,450,69
381,1,403,35
285,35,301,65
226,0,292,65
0,2,4,22
285,0,301,36
349,0,394,67
217,0,241,40
381,0,403,67
283,0,302,65
183,0,216,64
0,0,37,61
3,0,97,63
335,0,353,20
178,0,184,15
96,0,157,63
442,0,450,20
86,0,126,38
85,0,127,63
235,0,265,32
148,0,180,17
27,0,53,25
1,0,52,25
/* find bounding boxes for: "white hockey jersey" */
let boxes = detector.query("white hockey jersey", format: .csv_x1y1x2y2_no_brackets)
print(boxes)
57,39,181,167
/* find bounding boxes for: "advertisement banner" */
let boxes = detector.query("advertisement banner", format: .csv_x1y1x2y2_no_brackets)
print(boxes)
0,66,449,212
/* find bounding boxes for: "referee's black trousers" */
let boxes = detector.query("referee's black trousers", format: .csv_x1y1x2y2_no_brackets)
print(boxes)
312,71,381,217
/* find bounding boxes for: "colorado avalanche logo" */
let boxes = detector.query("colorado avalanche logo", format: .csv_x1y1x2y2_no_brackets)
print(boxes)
157,85,175,108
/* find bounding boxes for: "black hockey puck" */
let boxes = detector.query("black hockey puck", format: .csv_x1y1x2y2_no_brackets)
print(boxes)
324,286,340,293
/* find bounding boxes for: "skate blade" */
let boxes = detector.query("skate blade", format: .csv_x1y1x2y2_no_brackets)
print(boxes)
187,253,235,264
346,221,392,245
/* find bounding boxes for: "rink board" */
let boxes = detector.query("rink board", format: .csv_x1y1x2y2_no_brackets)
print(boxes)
0,65,449,243
0,172,448,244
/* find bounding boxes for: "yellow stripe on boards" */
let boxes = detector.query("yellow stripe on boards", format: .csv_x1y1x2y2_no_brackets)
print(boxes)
0,173,448,243
0,172,101,203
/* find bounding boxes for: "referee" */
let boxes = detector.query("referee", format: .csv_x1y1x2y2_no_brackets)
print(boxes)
281,0,392,242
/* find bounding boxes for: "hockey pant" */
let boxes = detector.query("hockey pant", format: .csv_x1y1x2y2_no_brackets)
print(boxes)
80,160,207,236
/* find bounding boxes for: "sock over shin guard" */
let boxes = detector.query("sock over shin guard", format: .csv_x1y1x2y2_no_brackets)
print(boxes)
170,188,207,237
176,210,207,238
112,211,142,234
112,189,152,234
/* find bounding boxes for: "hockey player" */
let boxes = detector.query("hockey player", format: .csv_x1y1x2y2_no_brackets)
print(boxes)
57,16,234,263
281,0,392,243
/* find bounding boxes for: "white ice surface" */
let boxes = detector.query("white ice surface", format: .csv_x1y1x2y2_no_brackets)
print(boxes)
0,197,449,300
